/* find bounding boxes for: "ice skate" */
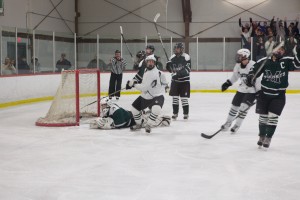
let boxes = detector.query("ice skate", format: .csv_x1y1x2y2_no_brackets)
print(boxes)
230,124,240,133
145,124,151,134
257,136,265,147
172,114,178,120
183,114,189,120
130,124,142,131
263,137,272,148
221,121,232,131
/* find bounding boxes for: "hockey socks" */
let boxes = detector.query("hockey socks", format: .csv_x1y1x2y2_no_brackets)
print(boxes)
181,97,189,115
172,96,179,115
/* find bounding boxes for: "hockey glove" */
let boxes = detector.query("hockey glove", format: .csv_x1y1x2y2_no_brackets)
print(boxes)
126,80,133,90
221,80,232,92
171,73,178,80
246,74,255,87
166,61,172,73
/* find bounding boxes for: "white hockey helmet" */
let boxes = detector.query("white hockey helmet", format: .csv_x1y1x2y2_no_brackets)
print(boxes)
145,54,156,62
100,98,112,115
236,48,250,63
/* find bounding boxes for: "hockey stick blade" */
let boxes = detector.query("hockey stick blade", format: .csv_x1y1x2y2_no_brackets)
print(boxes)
201,129,222,139
154,13,160,22
201,101,256,139
120,26,123,34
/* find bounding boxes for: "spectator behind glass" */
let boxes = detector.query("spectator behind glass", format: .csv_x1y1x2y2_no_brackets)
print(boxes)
87,54,107,71
265,36,276,55
254,36,266,61
285,35,297,56
29,57,41,73
56,53,72,72
239,17,253,48
18,57,30,74
276,18,286,42
2,57,16,75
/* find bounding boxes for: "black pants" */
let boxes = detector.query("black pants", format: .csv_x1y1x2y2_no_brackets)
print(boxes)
109,72,123,97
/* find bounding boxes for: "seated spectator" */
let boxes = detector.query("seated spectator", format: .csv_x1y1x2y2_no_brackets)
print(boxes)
18,57,30,74
29,57,41,73
285,35,297,56
87,55,107,71
2,57,16,75
265,36,276,55
56,53,72,72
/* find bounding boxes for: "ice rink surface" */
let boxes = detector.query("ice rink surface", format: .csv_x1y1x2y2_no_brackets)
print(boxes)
0,93,300,200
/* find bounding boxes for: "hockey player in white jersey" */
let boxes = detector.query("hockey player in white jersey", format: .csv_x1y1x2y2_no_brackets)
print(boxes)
221,48,260,133
130,54,169,133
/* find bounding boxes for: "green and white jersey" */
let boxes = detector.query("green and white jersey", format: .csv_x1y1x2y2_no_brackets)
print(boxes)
104,104,133,128
251,54,300,95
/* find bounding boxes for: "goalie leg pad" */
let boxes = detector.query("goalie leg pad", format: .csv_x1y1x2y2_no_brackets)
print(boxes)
156,115,171,127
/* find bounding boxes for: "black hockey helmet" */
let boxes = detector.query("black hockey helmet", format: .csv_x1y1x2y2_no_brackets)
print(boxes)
173,42,184,55
146,44,155,52
136,50,146,59
174,42,184,49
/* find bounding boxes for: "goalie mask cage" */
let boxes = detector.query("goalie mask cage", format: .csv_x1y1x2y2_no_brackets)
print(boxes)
36,69,100,127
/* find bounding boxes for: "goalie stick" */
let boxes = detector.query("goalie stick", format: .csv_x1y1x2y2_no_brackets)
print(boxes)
80,87,126,109
201,101,256,139
120,26,134,62
153,13,169,61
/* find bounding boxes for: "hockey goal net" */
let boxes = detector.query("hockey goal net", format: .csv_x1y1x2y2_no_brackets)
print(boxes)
36,69,100,127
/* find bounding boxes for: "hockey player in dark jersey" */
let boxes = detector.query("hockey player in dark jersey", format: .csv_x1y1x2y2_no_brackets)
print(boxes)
166,43,191,120
126,45,158,89
89,98,171,129
246,44,300,148
133,50,146,71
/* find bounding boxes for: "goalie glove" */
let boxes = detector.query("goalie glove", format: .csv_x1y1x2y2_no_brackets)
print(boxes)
89,117,114,129
221,80,232,92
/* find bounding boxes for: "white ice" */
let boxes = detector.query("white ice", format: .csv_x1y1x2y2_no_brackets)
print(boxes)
1,93,300,200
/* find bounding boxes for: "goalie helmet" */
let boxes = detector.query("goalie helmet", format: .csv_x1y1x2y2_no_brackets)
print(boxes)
100,98,112,116
236,48,250,63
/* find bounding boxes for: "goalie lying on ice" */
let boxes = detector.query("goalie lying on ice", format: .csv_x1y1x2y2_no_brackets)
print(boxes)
89,98,171,129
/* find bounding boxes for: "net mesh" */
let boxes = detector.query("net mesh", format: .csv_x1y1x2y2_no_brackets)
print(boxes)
36,70,99,126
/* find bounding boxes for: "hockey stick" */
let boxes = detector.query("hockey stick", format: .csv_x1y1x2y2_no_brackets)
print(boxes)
251,41,284,83
120,26,134,62
201,101,256,139
154,13,169,61
80,87,126,109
